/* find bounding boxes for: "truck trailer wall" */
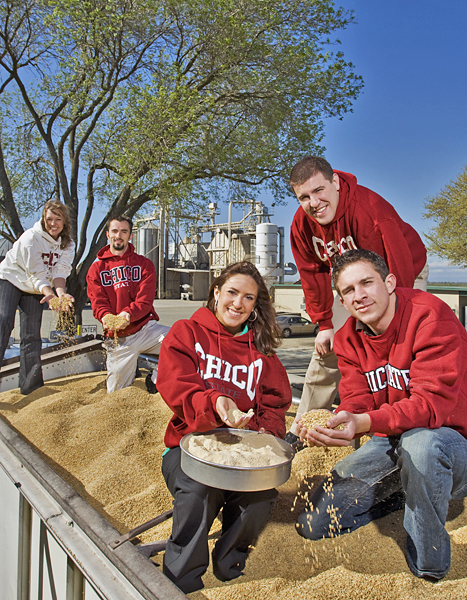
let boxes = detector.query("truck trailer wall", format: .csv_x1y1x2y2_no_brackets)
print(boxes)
0,418,185,600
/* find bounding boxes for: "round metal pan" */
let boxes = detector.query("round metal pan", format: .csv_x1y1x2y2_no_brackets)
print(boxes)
180,428,295,492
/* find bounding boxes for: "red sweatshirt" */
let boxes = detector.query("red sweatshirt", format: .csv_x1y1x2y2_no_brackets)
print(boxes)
157,307,292,448
290,171,427,329
333,288,467,438
86,243,159,337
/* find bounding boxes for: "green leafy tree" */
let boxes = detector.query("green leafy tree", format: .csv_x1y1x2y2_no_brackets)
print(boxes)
424,165,467,268
0,0,363,320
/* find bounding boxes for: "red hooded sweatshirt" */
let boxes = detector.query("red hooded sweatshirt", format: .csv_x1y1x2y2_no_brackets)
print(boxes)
157,307,292,448
86,243,159,338
290,171,427,330
333,288,467,438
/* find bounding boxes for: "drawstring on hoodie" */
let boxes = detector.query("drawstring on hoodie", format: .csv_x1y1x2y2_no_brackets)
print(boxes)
214,315,261,422
248,333,260,415
317,215,344,273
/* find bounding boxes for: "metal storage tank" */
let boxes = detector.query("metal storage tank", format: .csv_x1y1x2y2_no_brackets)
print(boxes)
0,237,12,262
133,222,159,267
256,223,277,270
255,223,283,285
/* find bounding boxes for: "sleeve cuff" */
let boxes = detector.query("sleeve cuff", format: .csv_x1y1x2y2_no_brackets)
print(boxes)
366,410,391,435
319,319,333,331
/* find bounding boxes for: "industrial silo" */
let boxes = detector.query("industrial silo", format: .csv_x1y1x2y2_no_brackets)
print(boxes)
255,223,283,286
133,222,159,268
0,238,12,262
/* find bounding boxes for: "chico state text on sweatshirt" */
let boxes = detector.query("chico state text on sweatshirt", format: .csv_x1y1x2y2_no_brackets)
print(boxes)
334,288,467,438
291,171,426,329
157,307,292,447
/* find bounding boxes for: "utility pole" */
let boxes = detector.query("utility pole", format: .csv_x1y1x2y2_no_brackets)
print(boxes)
158,207,166,299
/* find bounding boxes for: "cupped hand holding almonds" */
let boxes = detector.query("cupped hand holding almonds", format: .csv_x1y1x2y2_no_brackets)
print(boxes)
48,295,75,312
227,406,254,428
102,313,130,332
299,409,372,447
216,396,254,429
298,409,351,448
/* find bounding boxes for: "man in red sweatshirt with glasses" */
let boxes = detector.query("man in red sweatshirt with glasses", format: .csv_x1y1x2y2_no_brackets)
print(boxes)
284,156,427,446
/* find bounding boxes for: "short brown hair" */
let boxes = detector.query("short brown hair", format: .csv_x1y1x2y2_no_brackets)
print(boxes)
290,156,334,190
332,249,390,296
106,215,133,234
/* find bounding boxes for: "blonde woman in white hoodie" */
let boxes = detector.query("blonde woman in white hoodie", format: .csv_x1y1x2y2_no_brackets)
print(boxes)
0,201,75,394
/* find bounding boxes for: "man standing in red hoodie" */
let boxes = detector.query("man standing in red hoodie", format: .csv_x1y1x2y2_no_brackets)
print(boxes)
86,216,169,393
285,156,427,445
295,249,467,581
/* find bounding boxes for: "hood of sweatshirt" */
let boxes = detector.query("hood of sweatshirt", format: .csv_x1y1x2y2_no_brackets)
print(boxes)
190,306,255,345
96,242,136,262
332,170,357,226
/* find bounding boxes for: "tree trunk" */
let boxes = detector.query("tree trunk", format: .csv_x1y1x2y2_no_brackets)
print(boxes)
67,263,92,327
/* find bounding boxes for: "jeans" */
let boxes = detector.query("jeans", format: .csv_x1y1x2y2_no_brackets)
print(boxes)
296,428,467,579
0,279,44,394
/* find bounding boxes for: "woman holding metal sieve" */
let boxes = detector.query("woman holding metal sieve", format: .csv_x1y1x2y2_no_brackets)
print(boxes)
157,261,291,594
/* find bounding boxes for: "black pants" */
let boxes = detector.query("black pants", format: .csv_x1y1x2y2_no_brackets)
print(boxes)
0,279,44,394
162,446,277,594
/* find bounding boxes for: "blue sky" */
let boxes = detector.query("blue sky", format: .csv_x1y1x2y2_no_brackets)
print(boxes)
18,1,466,282
219,0,467,282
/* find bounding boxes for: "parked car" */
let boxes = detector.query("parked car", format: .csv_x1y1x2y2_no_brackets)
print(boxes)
276,314,319,338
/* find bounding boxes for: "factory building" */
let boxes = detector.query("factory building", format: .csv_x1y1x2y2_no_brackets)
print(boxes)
133,201,297,300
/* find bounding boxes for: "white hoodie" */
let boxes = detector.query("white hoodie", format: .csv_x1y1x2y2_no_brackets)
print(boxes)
0,221,75,294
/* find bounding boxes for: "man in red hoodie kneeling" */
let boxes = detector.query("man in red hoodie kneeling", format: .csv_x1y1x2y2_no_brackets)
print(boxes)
295,249,467,581
86,216,170,393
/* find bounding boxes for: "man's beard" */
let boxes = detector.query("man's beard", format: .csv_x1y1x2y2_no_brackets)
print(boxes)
111,240,126,251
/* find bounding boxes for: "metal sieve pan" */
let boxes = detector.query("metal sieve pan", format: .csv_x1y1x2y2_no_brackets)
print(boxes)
180,428,295,492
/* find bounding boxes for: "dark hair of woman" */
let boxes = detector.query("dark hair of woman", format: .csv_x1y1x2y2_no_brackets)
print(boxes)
206,261,283,356
40,200,73,250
